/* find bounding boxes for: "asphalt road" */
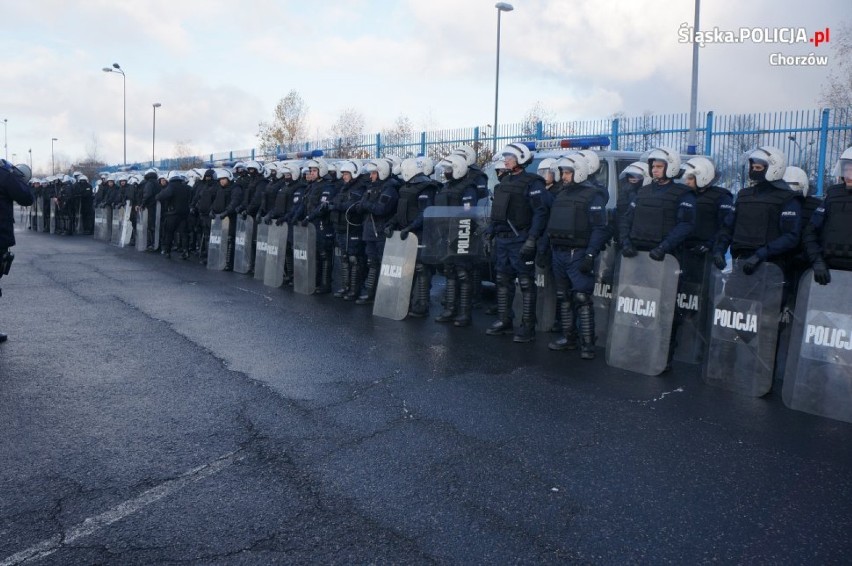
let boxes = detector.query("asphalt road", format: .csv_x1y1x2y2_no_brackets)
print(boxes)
1,225,850,565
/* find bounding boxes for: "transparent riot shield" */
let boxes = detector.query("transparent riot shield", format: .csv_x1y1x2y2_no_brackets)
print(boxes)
110,205,123,246
593,242,618,345
119,201,133,247
95,207,111,241
153,202,161,251
73,200,84,235
206,216,229,271
233,215,256,274
29,199,38,230
49,199,57,234
373,232,420,320
782,269,852,423
605,252,680,376
293,223,317,295
512,265,557,332
702,260,784,397
421,206,488,266
37,199,45,232
264,223,289,288
136,208,149,251
254,222,269,282
673,252,714,364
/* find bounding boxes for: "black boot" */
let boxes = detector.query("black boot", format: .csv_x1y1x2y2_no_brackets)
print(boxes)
408,264,430,317
576,293,596,360
486,274,514,335
513,275,537,343
454,270,472,327
471,268,483,309
224,236,235,271
356,258,379,305
345,257,363,301
283,247,294,286
435,273,457,323
316,252,333,294
334,256,350,298
549,296,578,351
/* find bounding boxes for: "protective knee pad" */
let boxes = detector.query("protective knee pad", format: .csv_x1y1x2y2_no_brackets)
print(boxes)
518,275,535,293
573,292,593,307
495,271,513,288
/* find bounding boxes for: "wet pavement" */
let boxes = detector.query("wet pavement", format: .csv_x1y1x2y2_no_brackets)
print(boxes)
1,226,850,564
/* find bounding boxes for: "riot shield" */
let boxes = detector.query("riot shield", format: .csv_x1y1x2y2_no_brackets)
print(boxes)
593,242,618,345
94,207,110,241
136,208,149,251
264,223,289,288
119,201,133,247
49,199,57,234
293,223,317,295
29,199,37,230
373,232,419,320
37,199,45,232
73,201,84,235
605,252,680,376
702,261,784,397
782,270,852,423
110,205,123,246
233,215,256,274
153,202,161,250
206,216,229,271
511,265,558,332
254,222,269,282
673,252,713,364
421,206,488,265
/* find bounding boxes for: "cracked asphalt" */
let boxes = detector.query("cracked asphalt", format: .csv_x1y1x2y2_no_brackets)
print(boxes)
1,226,851,564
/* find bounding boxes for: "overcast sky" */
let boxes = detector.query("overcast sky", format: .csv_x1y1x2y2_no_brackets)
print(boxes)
1,0,844,173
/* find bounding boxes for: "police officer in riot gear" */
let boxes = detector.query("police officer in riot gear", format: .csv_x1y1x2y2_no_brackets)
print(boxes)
140,168,161,251
293,158,338,294
355,159,399,305
541,154,609,359
484,143,549,342
156,171,192,259
210,168,243,270
77,174,94,234
804,147,852,285
679,157,733,267
612,162,650,247
0,160,34,342
329,160,368,300
266,163,303,286
719,146,802,277
383,157,439,316
192,168,217,262
620,146,696,261
432,154,479,326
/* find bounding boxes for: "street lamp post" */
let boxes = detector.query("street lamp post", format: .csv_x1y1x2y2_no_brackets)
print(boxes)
51,138,58,174
493,2,514,154
152,103,162,167
28,148,32,169
3,118,7,160
687,0,701,155
102,63,127,165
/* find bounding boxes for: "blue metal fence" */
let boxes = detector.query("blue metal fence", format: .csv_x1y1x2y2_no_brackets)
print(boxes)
137,107,851,195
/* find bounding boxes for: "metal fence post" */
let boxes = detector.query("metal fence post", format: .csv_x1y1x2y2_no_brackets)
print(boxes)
376,133,382,157
611,118,620,151
536,121,543,140
251,148,255,160
704,111,714,155
816,108,830,196
421,132,427,157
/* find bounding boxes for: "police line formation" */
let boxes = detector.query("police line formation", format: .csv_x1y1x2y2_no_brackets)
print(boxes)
21,143,852,424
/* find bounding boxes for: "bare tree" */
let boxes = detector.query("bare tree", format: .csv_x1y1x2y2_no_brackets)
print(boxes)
171,140,204,170
522,101,557,138
381,115,416,157
257,90,309,154
330,108,368,158
819,22,852,108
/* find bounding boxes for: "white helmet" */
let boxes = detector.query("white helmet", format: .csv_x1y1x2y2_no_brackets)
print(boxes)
400,158,421,183
128,174,142,185
244,160,262,173
366,159,391,181
782,166,811,196
493,156,507,172
537,158,558,179
576,150,601,176
15,163,32,182
438,154,469,181
280,163,301,180
263,163,278,179
646,146,681,179
72,171,83,179
619,161,651,186
305,158,329,178
554,155,589,184
115,173,129,183
167,170,186,182
835,146,852,182
501,143,533,168
385,155,402,177
452,145,477,167
681,156,716,189
747,146,786,182
213,168,233,181
77,174,89,183
327,161,339,178
337,160,361,180
416,156,435,177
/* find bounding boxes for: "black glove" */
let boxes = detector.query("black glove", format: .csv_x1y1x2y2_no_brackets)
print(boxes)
239,210,247,219
263,215,272,225
813,258,831,285
713,253,727,270
208,211,215,219
535,249,550,269
483,234,494,255
399,228,410,240
519,237,537,260
299,218,309,227
649,246,666,261
579,253,595,274
275,218,284,226
742,255,762,275
383,225,394,239
691,244,709,255
622,244,638,258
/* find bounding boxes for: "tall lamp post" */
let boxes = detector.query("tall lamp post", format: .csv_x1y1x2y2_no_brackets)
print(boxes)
493,2,514,154
28,148,32,169
152,103,162,167
3,118,7,160
51,138,58,174
687,0,701,155
102,63,127,165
